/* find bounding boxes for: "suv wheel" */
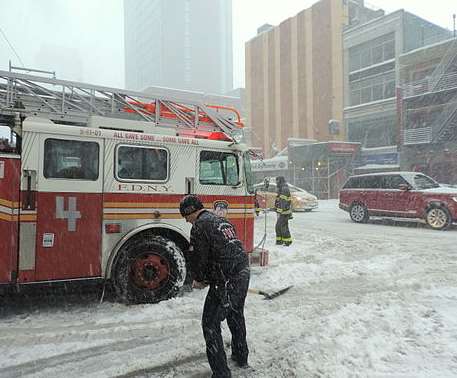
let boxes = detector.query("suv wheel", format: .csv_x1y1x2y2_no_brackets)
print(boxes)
349,203,369,223
425,206,451,230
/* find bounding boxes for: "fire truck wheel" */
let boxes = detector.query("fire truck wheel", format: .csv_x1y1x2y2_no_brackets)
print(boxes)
113,235,186,304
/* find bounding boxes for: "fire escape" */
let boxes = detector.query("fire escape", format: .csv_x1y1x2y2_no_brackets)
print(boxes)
402,38,457,145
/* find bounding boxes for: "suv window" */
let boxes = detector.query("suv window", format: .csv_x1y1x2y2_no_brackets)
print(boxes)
382,175,408,189
344,175,383,189
360,176,381,189
413,174,440,190
343,177,359,189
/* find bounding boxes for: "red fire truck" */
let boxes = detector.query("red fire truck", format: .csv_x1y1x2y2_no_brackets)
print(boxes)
0,69,256,304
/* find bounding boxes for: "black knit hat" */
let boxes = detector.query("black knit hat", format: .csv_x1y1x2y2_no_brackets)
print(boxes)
179,195,204,217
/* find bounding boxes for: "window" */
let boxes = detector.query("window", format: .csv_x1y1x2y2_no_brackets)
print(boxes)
349,52,361,72
372,84,383,101
384,40,395,60
413,174,439,190
351,90,361,106
361,87,371,103
243,152,255,194
360,49,371,67
384,81,396,98
372,45,383,64
382,175,408,189
116,145,168,181
349,33,395,73
349,72,396,106
361,176,381,189
44,139,99,180
199,151,239,186
0,126,16,153
344,177,360,189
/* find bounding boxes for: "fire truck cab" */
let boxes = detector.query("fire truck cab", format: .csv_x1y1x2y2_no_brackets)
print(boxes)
0,70,256,304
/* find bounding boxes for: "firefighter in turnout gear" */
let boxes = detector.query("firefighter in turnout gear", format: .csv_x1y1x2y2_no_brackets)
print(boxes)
179,195,250,378
275,176,293,246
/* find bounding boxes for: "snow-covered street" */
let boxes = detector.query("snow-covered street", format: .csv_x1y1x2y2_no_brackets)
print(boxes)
1,200,456,377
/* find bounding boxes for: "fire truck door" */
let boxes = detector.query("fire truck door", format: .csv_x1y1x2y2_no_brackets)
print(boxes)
0,154,20,284
32,135,103,281
195,149,250,248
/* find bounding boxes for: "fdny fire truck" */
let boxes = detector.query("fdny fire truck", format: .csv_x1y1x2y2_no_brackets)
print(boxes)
0,69,256,304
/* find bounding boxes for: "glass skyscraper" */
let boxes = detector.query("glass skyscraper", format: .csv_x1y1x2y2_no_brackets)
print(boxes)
124,0,233,94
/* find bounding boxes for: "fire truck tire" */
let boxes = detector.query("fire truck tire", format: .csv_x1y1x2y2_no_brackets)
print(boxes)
112,235,186,304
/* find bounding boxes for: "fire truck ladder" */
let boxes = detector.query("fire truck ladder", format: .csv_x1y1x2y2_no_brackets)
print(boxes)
0,69,244,141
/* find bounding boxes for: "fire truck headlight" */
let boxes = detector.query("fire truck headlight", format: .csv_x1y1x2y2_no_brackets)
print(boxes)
452,197,457,203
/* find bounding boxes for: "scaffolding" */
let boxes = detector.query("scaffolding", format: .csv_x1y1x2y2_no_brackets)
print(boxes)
288,142,361,199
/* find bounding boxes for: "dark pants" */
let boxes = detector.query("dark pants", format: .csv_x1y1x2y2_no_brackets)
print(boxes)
275,214,291,244
202,268,250,378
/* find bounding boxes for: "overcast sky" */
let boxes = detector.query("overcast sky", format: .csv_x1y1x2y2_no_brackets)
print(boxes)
0,0,455,91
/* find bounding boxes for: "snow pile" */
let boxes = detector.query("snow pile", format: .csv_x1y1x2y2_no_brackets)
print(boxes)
0,200,456,377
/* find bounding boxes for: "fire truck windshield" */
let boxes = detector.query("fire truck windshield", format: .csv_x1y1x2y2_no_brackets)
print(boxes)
243,152,255,194
0,126,16,153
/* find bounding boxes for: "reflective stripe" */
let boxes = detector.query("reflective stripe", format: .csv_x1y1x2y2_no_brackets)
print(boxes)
279,195,291,201
277,237,293,242
276,208,292,214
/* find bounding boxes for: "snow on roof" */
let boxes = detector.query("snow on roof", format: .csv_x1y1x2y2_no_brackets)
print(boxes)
351,170,428,177
354,164,400,171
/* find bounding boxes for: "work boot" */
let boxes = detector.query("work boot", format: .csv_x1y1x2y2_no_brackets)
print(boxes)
283,241,292,247
231,354,249,368
276,239,283,245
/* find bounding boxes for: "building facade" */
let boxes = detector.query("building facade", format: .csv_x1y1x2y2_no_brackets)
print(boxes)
399,38,457,185
245,0,382,158
343,10,451,156
246,0,351,157
124,0,233,94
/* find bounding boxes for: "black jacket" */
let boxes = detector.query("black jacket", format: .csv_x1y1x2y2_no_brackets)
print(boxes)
275,183,292,215
189,210,249,285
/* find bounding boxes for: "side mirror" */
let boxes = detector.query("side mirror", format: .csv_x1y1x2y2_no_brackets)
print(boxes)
399,183,410,191
263,177,269,191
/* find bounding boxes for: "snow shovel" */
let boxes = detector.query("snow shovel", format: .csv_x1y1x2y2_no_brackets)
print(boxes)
248,285,293,300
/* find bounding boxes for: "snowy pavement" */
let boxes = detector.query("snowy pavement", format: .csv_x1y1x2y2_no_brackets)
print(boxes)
1,200,457,377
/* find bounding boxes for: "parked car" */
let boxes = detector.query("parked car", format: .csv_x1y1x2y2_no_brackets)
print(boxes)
254,180,318,212
339,172,457,230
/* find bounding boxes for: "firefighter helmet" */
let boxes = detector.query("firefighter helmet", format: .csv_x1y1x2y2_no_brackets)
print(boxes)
179,195,204,217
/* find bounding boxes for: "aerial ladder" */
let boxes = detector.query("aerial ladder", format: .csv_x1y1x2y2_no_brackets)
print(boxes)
0,67,244,144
